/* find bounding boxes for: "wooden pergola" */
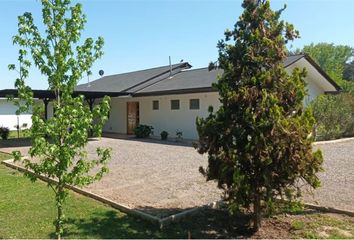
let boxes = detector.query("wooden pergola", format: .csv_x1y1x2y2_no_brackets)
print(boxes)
0,89,129,120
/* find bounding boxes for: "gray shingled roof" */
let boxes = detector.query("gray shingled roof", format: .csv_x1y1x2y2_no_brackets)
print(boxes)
135,55,306,95
135,67,223,94
76,54,309,95
283,54,304,67
76,62,191,92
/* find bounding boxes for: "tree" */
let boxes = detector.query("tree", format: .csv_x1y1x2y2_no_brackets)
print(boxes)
343,60,354,82
9,0,111,238
311,93,354,140
301,43,352,84
196,0,323,231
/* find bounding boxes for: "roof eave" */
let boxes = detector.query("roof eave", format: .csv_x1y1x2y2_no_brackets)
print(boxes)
303,54,342,91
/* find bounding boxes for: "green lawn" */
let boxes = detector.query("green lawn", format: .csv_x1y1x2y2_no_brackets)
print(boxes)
0,152,12,160
8,129,30,139
0,153,175,238
0,152,353,239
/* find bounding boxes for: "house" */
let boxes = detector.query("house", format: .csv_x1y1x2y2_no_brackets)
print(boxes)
0,99,32,130
73,54,340,139
0,54,340,139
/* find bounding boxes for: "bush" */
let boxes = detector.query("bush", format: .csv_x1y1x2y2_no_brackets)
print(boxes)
310,93,354,140
160,131,168,140
175,130,183,142
0,127,10,140
133,125,153,138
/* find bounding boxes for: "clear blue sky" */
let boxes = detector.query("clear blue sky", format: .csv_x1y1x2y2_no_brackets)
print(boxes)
1,0,353,89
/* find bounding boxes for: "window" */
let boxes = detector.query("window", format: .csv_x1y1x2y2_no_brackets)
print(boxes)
189,99,200,110
171,100,180,110
152,100,159,110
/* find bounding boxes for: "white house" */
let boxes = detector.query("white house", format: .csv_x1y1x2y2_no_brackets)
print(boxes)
0,54,339,139
0,99,32,130
73,54,340,139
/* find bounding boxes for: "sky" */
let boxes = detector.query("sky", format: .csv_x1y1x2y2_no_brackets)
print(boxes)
0,0,353,89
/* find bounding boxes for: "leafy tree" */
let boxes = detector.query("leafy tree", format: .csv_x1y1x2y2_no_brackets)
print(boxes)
301,43,352,84
9,0,111,238
196,0,323,231
343,60,354,82
311,93,354,140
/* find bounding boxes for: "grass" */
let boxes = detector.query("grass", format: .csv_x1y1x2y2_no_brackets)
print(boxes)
0,151,353,238
8,129,30,139
290,213,354,239
0,152,12,161
0,162,175,238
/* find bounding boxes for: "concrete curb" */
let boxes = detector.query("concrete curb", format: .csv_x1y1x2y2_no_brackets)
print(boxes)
314,137,354,145
1,159,220,228
304,203,354,217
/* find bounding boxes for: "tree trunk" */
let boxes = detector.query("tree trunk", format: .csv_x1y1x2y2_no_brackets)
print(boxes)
253,192,261,231
56,185,64,240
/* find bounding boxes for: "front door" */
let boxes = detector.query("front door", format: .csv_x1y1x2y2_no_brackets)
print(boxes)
127,102,139,134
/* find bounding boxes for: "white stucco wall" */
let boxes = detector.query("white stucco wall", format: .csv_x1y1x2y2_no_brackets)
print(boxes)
0,99,32,130
103,69,329,140
103,92,221,139
286,58,335,106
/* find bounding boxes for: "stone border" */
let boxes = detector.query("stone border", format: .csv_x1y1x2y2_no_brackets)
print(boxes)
304,203,354,217
314,137,354,145
1,159,220,228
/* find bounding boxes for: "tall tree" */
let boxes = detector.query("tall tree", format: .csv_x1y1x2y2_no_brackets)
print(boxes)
196,0,323,231
343,60,354,82
9,0,111,238
301,43,352,84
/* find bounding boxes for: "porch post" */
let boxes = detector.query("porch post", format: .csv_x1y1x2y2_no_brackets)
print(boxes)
43,98,50,120
86,98,95,112
85,98,95,137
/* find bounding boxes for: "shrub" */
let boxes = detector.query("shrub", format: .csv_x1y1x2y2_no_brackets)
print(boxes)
0,127,10,140
310,93,354,140
160,131,168,140
134,125,153,138
175,130,183,142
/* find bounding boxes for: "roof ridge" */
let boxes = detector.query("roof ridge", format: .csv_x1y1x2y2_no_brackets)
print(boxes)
100,62,185,78
121,62,191,93
77,62,188,87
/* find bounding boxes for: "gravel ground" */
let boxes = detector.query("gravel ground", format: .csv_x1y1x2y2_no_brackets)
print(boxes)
83,137,222,217
303,139,354,212
1,137,353,216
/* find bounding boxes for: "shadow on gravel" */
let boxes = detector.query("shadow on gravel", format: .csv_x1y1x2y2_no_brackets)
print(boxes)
102,133,196,148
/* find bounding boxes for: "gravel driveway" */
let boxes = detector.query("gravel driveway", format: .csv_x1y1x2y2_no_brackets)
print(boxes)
83,137,222,217
303,139,354,212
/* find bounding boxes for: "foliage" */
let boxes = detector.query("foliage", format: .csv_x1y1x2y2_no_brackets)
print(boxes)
0,127,10,140
160,131,168,140
343,60,354,82
134,125,153,138
175,130,183,142
195,0,323,231
299,43,353,85
9,0,111,238
310,93,354,140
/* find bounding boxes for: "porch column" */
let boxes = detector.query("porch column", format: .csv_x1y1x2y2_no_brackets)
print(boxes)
86,98,95,112
85,98,95,137
42,98,50,120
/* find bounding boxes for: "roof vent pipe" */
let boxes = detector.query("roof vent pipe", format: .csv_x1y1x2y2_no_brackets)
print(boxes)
169,56,172,77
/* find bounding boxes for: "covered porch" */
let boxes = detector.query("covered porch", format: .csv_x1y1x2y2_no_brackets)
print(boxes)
0,89,129,120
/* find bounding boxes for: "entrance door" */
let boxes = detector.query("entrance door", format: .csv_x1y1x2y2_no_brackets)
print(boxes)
127,102,139,134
